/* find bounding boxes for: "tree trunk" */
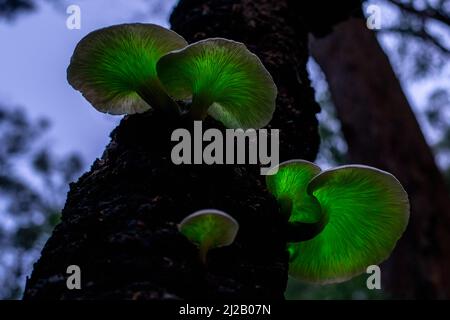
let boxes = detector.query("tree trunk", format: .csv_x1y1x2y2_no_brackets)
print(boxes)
310,17,450,299
23,0,323,300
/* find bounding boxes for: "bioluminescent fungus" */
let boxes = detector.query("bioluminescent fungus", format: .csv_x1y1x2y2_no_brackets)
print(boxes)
178,209,239,264
157,38,277,129
266,160,410,284
68,24,278,129
67,23,187,115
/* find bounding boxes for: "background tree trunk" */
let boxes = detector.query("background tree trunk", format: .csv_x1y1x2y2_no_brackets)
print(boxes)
23,0,324,299
310,17,450,299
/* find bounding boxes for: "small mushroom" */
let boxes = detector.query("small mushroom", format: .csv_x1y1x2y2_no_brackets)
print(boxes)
266,160,410,284
67,23,187,115
178,209,239,264
157,38,277,129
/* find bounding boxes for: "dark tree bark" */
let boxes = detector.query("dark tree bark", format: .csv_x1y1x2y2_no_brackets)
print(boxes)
23,0,325,300
310,17,450,299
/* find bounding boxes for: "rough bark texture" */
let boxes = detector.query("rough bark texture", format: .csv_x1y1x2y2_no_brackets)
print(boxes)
23,0,324,300
310,17,450,299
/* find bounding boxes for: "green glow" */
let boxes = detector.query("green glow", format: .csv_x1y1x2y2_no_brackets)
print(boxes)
266,160,322,223
266,161,410,284
178,209,239,263
67,23,187,114
157,38,277,129
289,165,410,284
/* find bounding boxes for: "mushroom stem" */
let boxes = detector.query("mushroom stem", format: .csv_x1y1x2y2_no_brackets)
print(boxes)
137,79,181,117
198,239,211,265
286,217,326,243
189,93,213,120
278,196,293,219
277,196,326,242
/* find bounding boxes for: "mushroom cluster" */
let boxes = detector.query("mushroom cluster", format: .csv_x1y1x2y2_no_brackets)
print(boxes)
67,23,277,129
176,160,409,281
68,23,410,287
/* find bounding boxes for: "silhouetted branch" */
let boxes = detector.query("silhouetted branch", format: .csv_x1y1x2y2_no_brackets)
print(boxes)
381,26,450,57
388,0,450,26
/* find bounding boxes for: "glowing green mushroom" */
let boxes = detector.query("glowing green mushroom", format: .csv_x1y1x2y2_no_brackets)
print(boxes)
266,160,410,284
67,23,187,115
178,209,239,264
157,38,277,129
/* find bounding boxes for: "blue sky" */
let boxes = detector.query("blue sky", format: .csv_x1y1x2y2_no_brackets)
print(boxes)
0,0,176,163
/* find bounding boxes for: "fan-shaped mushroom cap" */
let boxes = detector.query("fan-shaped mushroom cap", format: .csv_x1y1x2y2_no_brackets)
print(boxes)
157,38,277,129
68,23,187,114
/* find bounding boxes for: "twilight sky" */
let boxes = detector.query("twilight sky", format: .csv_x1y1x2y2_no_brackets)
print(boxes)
0,0,177,163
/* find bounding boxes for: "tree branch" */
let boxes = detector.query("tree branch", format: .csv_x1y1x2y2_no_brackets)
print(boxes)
381,26,450,57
